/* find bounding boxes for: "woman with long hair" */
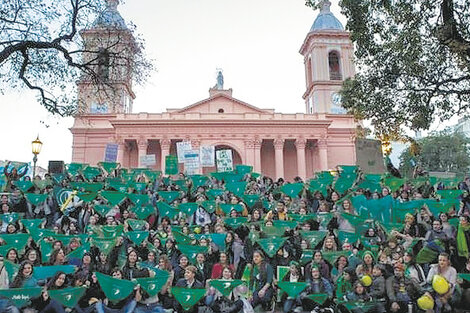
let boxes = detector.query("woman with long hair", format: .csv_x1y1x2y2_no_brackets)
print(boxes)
211,252,235,279
23,248,41,266
206,266,248,313
10,261,37,288
250,250,274,311
157,254,175,310
48,248,67,266
122,249,148,280
30,271,69,313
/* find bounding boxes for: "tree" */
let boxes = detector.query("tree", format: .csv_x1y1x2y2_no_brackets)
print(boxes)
0,0,152,116
399,130,470,177
305,0,470,139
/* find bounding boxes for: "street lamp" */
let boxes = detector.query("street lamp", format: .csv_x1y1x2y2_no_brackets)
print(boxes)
31,135,43,178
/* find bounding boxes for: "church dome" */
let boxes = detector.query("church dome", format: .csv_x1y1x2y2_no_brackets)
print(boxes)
93,0,127,29
310,0,344,31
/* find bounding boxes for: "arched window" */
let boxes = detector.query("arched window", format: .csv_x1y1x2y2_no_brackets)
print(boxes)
328,51,342,80
97,48,110,80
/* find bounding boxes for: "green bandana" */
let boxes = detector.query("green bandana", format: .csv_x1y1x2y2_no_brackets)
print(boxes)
178,203,199,216
383,177,405,192
177,244,208,262
100,191,127,206
33,179,52,191
127,194,150,207
416,240,444,263
300,250,314,265
342,300,377,311
0,287,42,308
76,192,97,203
306,293,329,305
206,189,225,199
98,162,119,174
134,276,168,297
260,226,286,238
277,281,308,298
39,240,53,263
130,182,148,192
172,231,192,245
200,200,216,213
322,251,352,265
334,177,355,195
126,219,147,230
49,287,85,307
70,182,104,193
157,202,179,219
33,265,77,280
210,279,244,297
300,231,328,248
257,237,286,257
436,190,463,199
126,231,149,246
280,183,304,197
457,224,470,258
0,212,21,225
130,205,155,219
82,166,102,181
24,193,48,206
272,220,298,229
13,181,34,193
91,237,117,254
236,165,252,175
171,287,206,311
224,173,244,184
290,214,317,223
108,182,129,193
190,175,209,188
225,182,247,197
242,194,260,208
67,163,87,176
95,272,136,301
3,260,19,281
357,180,381,193
224,217,248,229
219,204,244,215
0,233,30,249
458,273,470,282
93,204,113,217
66,242,91,259
158,191,180,203
277,266,290,281
308,179,331,196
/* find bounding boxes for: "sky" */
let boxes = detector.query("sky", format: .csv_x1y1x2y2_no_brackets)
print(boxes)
0,0,442,169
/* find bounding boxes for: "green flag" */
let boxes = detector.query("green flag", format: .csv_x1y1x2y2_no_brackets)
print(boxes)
260,226,286,237
13,181,34,192
33,265,77,280
257,237,286,257
210,279,244,297
277,266,290,281
130,205,155,219
95,272,136,301
190,175,209,188
357,180,382,193
272,220,298,229
0,212,21,225
383,177,405,192
207,233,227,250
158,191,180,203
436,189,463,199
171,287,206,311
34,179,53,190
300,250,314,265
108,181,129,193
334,177,355,195
66,242,91,259
172,231,192,245
126,231,149,246
143,171,161,182
290,214,317,223
178,203,199,216
40,241,54,263
93,204,113,217
165,155,178,175
200,200,217,213
281,183,304,197
157,201,179,219
338,230,360,245
49,287,85,307
0,287,42,308
0,233,30,248
300,231,328,248
70,182,104,193
24,193,48,206
177,244,208,262
127,194,150,207
130,182,148,192
206,189,225,199
224,173,244,184
134,276,168,297
322,251,352,265
225,182,247,197
219,204,244,215
76,192,97,203
308,179,331,196
100,191,127,206
224,217,248,229
277,281,308,298
98,162,120,174
342,300,377,311
52,173,67,185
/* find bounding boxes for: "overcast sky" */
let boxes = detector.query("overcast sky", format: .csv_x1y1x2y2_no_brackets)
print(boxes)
2,0,440,169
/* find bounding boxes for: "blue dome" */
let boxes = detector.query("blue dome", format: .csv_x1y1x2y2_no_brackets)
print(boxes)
310,1,344,31
93,0,127,29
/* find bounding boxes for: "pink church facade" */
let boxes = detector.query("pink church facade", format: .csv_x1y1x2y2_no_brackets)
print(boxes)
70,0,358,181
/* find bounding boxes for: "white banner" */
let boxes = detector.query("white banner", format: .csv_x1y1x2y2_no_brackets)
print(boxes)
140,154,156,167
199,146,215,167
216,149,233,172
176,141,192,163
184,150,200,175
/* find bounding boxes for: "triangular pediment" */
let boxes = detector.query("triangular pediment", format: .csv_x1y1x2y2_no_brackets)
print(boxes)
172,91,272,114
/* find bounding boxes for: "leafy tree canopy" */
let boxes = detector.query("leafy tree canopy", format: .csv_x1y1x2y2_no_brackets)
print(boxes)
399,129,470,177
0,0,153,116
305,0,470,139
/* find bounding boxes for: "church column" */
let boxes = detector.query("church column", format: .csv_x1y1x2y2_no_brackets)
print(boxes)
137,138,148,168
244,140,255,169
254,138,262,173
318,138,329,171
160,139,171,174
116,137,126,166
274,138,285,179
295,138,307,180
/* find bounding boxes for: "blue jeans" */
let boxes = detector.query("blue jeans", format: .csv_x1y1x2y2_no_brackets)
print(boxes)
134,303,165,313
0,299,20,313
95,300,137,313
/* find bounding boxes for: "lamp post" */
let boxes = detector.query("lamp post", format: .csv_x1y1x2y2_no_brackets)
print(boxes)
31,135,43,178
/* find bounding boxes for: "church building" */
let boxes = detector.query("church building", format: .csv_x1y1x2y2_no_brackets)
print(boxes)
70,0,358,181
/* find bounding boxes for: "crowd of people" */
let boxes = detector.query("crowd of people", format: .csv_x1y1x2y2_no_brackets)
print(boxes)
0,160,470,313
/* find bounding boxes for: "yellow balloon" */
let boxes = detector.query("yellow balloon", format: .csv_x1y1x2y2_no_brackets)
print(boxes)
432,275,449,295
417,294,434,310
360,275,372,287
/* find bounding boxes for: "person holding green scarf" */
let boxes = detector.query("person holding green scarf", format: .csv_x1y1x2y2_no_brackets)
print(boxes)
457,216,470,259
336,268,356,300
250,250,274,311
10,260,38,288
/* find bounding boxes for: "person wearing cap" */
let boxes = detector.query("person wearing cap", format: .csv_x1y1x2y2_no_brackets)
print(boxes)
385,262,424,313
356,251,375,278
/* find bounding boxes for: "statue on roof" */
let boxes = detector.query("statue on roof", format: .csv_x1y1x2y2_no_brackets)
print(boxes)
214,70,224,90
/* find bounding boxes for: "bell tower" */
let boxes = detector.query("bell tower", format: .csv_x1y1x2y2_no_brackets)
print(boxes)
299,0,355,114
77,0,136,114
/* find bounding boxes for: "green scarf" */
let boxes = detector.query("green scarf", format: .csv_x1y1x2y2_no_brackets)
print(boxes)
457,224,470,258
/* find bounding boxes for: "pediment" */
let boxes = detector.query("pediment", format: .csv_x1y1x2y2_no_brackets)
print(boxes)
174,92,271,114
